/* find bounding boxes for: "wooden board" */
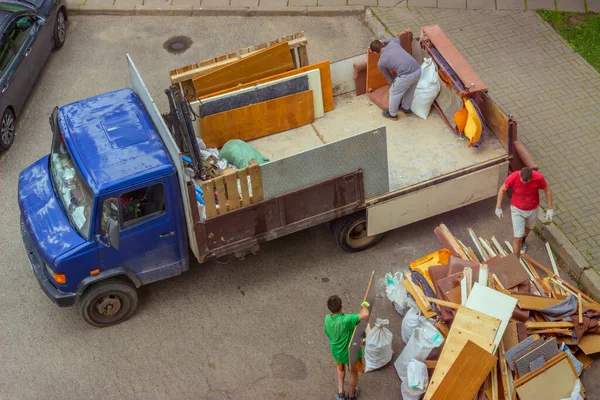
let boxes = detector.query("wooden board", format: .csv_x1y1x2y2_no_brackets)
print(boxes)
511,294,563,311
199,90,314,149
431,340,498,400
197,60,334,113
503,321,519,351
465,283,518,352
192,42,295,98
577,334,600,355
366,49,389,92
424,306,501,399
488,254,530,289
515,357,577,400
402,279,436,318
348,271,375,372
576,351,594,369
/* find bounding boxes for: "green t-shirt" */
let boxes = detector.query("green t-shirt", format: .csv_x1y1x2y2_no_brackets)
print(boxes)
324,313,362,364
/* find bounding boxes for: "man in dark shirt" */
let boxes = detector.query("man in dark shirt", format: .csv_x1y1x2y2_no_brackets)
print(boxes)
370,38,421,121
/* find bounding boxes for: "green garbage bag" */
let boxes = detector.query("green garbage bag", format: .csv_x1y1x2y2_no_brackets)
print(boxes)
219,139,270,169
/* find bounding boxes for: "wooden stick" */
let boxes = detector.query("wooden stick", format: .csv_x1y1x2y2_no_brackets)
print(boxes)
526,328,573,335
479,263,489,287
469,228,488,261
480,237,497,257
578,293,583,324
405,272,431,310
440,224,469,260
491,364,499,400
491,273,511,295
546,242,560,277
491,236,507,256
523,254,599,304
498,341,513,400
523,259,552,296
525,321,574,329
425,296,460,309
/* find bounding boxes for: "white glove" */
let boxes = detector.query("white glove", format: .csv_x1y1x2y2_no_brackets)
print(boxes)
546,209,554,222
495,208,503,219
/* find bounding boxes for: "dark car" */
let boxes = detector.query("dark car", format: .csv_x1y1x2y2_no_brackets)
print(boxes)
0,0,67,151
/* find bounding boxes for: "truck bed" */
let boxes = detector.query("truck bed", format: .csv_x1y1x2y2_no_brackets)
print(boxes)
248,92,506,194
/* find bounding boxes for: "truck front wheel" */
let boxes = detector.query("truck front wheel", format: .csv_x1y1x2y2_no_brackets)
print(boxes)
80,279,138,327
331,212,384,253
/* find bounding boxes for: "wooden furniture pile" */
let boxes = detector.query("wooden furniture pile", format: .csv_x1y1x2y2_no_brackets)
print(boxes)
169,33,335,220
403,223,597,400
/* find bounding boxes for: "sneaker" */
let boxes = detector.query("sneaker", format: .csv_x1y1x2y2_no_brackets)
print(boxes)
382,110,398,121
348,387,360,400
399,106,412,116
521,241,528,254
336,392,346,400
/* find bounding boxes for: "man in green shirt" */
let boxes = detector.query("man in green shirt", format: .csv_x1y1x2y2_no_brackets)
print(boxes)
324,295,370,400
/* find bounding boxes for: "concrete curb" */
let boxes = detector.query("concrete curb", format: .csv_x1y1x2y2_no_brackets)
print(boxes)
535,216,600,301
68,4,366,17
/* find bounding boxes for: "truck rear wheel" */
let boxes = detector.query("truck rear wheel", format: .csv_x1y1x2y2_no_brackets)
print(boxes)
331,212,383,253
80,279,138,327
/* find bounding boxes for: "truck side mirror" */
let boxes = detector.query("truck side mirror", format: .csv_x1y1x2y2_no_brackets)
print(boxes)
107,218,120,250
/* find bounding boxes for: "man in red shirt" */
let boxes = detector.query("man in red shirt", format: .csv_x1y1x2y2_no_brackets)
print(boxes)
495,167,554,256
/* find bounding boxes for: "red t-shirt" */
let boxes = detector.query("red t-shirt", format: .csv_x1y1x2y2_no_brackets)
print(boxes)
504,171,547,211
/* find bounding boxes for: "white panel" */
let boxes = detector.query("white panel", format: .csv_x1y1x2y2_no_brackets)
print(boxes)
126,54,200,261
367,162,507,236
465,283,518,353
330,54,365,96
189,69,324,139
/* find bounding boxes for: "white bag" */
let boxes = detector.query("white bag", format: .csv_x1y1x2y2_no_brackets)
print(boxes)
385,272,411,316
561,380,584,400
400,359,429,400
395,323,444,381
401,306,434,344
364,318,394,372
410,58,441,120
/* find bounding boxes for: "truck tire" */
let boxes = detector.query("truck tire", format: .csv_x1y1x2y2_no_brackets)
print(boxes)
331,212,383,253
80,279,138,327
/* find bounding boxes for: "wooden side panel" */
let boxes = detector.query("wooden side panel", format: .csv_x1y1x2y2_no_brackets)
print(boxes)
248,161,264,203
425,307,501,399
431,341,498,400
199,61,334,113
367,162,507,236
199,91,315,149
515,358,577,400
192,42,295,98
476,92,514,148
366,49,388,92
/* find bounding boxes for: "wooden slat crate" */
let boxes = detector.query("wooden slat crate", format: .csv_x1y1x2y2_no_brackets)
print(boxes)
200,161,263,219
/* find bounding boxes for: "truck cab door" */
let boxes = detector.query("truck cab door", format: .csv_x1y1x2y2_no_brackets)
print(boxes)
96,180,183,284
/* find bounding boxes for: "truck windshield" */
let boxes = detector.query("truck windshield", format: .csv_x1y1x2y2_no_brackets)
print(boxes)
50,127,94,240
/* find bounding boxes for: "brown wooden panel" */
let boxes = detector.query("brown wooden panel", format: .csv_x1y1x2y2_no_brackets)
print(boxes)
366,49,389,92
431,341,497,400
199,91,315,149
199,61,334,112
192,42,295,98
476,92,512,149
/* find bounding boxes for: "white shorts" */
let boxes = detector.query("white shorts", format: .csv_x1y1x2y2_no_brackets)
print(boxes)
511,205,539,238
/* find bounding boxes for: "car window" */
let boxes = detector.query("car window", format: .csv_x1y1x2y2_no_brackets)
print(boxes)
0,40,15,76
9,16,34,49
120,184,166,228
100,198,119,235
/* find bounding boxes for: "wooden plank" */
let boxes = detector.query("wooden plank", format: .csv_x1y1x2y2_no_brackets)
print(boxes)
298,44,309,67
498,341,514,400
431,341,498,400
348,271,375,372
576,334,600,355
405,272,431,310
425,307,501,399
201,181,217,218
366,48,389,92
198,60,334,113
425,296,460,310
425,359,438,369
511,294,562,311
491,365,498,400
223,172,240,211
515,355,577,400
526,328,572,335
214,177,227,214
525,322,574,329
237,169,251,206
502,322,519,352
192,42,295,98
578,293,583,324
575,351,594,369
402,280,436,318
248,161,264,203
438,224,469,260
465,283,518,352
199,90,315,149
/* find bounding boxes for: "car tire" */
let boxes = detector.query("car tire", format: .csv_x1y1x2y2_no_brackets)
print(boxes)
80,278,138,327
53,9,66,49
331,211,384,253
0,108,15,151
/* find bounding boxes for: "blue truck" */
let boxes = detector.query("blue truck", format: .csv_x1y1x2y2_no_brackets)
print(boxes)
19,50,514,327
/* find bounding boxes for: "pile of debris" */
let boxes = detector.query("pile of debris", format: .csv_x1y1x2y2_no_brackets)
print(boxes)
386,223,597,399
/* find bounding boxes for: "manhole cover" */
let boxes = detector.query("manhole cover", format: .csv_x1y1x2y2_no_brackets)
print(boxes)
163,35,193,55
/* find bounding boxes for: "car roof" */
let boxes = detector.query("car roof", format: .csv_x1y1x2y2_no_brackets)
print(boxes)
58,88,175,196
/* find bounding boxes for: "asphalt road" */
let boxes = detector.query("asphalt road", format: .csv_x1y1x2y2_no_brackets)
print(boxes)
0,15,597,400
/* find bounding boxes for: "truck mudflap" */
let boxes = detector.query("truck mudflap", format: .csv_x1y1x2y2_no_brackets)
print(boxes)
20,217,76,307
194,170,366,261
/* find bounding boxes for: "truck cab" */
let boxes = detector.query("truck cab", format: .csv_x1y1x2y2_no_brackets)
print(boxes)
19,87,189,326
